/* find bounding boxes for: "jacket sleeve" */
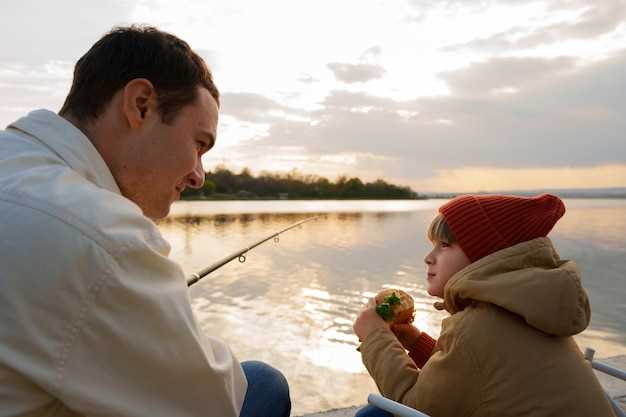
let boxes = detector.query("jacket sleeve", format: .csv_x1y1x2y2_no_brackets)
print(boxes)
54,237,247,417
360,326,482,417
360,327,420,404
407,332,437,369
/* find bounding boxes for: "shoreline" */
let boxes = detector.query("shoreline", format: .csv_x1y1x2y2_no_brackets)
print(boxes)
181,195,626,201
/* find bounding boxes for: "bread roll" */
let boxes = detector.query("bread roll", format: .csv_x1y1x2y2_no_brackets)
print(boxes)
374,288,414,324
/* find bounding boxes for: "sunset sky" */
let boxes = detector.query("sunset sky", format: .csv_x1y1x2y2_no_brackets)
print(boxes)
1,0,625,192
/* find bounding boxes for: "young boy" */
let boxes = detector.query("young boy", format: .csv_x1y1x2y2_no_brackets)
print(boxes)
353,194,616,417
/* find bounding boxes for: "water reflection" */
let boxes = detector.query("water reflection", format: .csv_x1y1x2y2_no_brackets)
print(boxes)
158,200,626,415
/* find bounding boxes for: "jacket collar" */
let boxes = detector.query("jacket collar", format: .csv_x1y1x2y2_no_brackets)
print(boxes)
436,237,590,336
8,109,121,195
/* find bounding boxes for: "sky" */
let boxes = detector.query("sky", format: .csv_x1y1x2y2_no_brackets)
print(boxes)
1,0,625,192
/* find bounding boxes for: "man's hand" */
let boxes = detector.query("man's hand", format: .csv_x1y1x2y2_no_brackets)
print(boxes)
353,298,389,342
390,323,421,351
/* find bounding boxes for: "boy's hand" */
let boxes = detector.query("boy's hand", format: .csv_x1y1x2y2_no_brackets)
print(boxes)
353,298,389,342
390,323,421,351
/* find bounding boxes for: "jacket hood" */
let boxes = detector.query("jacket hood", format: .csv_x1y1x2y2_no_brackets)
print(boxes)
438,237,590,336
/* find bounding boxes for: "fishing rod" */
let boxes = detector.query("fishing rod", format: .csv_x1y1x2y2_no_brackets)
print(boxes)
187,216,319,287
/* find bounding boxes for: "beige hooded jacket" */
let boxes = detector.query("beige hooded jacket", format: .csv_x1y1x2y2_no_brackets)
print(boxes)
361,237,615,417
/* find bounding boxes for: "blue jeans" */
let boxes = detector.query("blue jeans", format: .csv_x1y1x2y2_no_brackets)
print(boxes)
240,361,291,417
355,404,394,417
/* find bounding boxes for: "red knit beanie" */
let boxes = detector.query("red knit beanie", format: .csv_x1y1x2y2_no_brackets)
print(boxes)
439,194,566,263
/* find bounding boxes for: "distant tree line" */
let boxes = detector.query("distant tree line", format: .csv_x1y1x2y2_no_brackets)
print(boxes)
181,166,419,200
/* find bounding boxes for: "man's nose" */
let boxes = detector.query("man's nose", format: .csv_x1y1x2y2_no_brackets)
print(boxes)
187,157,205,189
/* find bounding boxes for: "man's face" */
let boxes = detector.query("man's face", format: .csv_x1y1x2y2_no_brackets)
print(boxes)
118,86,218,220
423,240,471,298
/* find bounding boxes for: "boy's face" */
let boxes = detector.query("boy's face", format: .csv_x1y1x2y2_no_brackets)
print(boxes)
424,240,471,298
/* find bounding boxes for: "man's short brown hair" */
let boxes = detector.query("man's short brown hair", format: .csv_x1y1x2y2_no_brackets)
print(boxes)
60,25,219,124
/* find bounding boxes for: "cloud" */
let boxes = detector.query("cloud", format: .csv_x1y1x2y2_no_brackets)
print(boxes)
0,1,135,65
415,164,626,192
320,90,401,111
0,62,73,127
555,1,626,38
327,63,386,84
0,0,136,127
297,74,319,84
441,26,529,52
223,49,626,186
220,92,306,123
439,56,578,95
360,46,382,61
443,1,626,52
407,0,542,18
196,49,220,70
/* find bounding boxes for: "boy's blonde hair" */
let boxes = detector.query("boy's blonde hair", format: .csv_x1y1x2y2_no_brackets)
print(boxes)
427,213,456,244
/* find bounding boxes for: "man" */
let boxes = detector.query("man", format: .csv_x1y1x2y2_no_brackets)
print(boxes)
0,26,290,417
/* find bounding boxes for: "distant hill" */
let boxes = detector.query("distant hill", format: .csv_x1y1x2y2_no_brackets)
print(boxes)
421,187,626,199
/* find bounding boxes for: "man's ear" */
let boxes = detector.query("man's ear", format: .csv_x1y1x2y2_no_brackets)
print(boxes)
121,79,158,128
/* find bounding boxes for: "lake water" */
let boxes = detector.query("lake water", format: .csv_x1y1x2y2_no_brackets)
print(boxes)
158,199,626,415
